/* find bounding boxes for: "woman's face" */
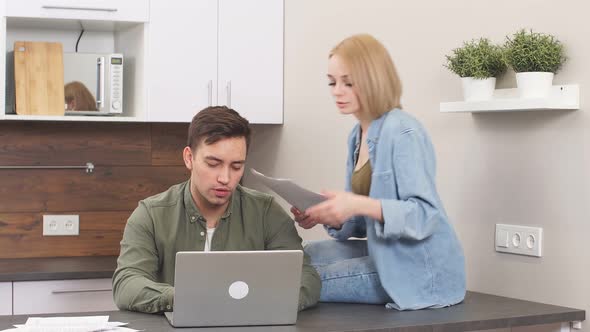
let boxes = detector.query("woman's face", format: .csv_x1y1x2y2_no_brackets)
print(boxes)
328,55,361,116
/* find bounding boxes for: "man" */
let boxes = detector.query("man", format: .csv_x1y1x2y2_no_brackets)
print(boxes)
112,106,320,313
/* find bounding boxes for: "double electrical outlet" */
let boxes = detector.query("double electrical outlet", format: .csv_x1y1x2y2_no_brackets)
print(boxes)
43,215,79,236
495,223,543,257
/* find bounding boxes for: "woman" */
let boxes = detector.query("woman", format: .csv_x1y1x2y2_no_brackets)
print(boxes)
292,34,465,310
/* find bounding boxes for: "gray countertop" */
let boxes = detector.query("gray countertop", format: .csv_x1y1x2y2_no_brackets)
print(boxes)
0,258,585,331
0,256,118,282
0,292,584,331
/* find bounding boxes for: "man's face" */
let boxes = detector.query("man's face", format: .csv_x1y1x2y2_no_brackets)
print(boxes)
183,136,247,212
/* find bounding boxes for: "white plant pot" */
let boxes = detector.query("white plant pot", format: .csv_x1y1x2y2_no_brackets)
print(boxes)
461,77,496,101
515,72,554,99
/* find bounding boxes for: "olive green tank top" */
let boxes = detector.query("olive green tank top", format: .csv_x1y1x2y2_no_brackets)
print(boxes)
351,161,372,196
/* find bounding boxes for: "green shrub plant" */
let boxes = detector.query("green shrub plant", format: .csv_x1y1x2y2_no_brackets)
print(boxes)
445,38,506,79
503,29,566,73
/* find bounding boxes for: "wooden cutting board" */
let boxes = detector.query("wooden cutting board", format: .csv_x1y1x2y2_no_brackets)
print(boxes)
13,41,65,116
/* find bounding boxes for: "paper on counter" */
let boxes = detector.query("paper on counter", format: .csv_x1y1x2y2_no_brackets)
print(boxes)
6,328,122,332
2,316,137,332
250,169,326,211
24,317,109,327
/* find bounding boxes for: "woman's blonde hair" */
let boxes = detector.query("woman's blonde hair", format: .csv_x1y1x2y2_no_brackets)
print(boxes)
330,34,402,119
65,81,97,111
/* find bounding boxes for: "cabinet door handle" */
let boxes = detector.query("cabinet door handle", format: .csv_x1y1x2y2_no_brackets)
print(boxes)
52,288,112,294
226,81,232,108
208,80,213,106
42,5,118,12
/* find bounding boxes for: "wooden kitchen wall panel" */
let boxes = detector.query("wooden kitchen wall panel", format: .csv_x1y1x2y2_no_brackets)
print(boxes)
151,123,189,166
0,166,189,213
0,211,130,258
0,122,152,166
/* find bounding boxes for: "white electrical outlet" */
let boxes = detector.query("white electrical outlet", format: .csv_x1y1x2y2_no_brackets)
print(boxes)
495,224,542,257
43,215,79,236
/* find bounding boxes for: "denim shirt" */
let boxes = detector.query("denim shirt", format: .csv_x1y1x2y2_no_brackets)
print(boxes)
326,109,466,310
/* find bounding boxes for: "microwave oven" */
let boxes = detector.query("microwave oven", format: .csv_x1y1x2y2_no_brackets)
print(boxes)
5,51,123,116
63,52,124,115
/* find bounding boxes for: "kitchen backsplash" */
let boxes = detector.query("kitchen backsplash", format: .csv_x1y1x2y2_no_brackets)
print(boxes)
0,122,189,259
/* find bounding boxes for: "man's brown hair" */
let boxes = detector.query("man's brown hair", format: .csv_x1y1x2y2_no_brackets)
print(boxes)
187,106,251,151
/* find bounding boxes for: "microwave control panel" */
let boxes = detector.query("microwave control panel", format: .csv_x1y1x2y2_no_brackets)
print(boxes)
109,55,124,114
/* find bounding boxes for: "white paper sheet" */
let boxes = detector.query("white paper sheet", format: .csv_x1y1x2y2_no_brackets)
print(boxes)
6,327,112,332
250,169,326,211
2,316,136,332
24,317,109,327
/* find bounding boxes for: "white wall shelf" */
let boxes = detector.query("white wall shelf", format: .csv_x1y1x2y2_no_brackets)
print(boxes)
1,1,149,122
440,85,580,113
2,114,144,122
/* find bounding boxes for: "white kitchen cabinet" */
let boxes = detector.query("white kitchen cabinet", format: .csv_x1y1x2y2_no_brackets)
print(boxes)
13,278,117,315
6,0,149,22
218,0,283,124
147,0,284,123
0,282,12,316
146,0,218,123
0,3,6,121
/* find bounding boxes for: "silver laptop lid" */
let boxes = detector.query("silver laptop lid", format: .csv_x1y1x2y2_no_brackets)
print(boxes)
171,250,303,327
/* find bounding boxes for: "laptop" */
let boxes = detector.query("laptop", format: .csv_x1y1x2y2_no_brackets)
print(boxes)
165,250,303,327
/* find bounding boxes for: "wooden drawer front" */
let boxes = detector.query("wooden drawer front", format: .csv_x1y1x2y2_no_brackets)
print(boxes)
6,0,149,22
13,278,117,315
0,282,12,316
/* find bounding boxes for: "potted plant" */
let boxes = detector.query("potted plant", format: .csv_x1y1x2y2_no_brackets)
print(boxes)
504,29,566,98
445,38,506,101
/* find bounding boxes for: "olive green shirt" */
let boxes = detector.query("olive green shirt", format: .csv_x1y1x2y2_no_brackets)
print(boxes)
351,161,372,196
112,180,321,313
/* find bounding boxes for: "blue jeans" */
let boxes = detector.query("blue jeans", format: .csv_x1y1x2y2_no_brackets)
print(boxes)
304,239,391,304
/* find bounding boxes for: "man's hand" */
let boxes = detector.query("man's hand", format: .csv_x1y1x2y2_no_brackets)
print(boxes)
290,206,318,229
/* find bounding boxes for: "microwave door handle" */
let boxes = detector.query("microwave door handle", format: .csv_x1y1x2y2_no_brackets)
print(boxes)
96,57,105,109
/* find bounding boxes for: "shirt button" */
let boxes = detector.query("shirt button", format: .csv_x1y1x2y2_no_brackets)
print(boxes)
191,216,196,221
200,231,205,236
167,305,172,310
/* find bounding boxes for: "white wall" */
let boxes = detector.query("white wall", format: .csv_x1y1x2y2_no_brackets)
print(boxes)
245,0,590,329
